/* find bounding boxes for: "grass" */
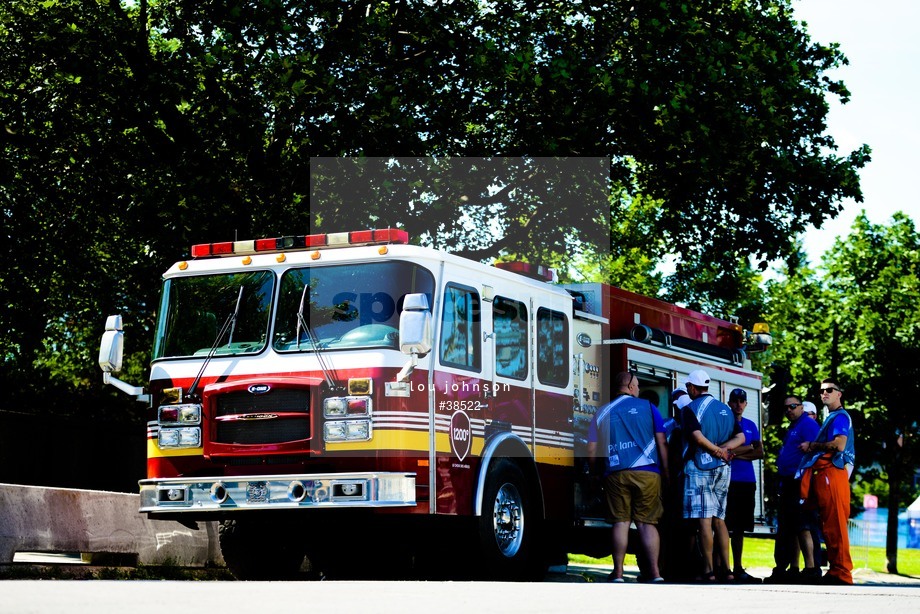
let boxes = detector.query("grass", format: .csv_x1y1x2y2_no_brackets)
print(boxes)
0,563,234,581
569,535,920,578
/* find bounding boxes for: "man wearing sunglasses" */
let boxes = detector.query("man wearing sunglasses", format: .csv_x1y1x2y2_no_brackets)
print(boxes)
765,396,821,584
797,378,856,585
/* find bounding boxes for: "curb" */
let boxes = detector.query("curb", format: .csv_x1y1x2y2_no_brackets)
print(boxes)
0,483,222,568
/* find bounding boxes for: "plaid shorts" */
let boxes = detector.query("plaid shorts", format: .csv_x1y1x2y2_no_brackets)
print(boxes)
683,461,731,520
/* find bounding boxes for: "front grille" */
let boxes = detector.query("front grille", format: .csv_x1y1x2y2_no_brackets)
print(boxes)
211,387,311,445
221,455,306,466
216,418,309,444
215,388,309,417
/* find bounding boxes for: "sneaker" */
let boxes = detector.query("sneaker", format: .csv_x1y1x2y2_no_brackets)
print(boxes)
763,568,797,584
799,567,822,584
650,577,665,583
820,574,852,586
733,569,762,584
606,572,625,583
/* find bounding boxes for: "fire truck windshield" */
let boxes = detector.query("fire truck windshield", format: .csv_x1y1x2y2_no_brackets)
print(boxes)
152,270,275,360
273,261,435,353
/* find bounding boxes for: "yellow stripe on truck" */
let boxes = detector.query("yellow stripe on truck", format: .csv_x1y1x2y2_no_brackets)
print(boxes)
145,432,574,466
147,439,204,458
326,430,574,467
324,430,458,453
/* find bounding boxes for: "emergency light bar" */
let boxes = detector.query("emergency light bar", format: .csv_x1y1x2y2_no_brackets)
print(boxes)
190,229,409,258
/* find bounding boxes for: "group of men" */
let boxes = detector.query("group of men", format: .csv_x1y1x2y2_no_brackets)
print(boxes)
587,370,856,585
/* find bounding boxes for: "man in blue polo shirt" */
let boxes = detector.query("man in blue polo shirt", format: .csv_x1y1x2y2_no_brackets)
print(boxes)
588,371,669,583
724,388,763,583
682,369,745,582
766,395,821,584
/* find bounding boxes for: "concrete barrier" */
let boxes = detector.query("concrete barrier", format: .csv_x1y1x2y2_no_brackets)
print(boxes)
0,483,223,567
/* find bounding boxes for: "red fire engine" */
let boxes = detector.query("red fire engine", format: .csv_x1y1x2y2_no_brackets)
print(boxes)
98,229,770,580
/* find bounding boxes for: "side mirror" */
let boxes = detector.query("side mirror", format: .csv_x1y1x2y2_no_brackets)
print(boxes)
99,315,124,373
399,294,432,356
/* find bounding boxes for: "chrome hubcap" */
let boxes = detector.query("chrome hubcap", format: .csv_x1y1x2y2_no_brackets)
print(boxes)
492,482,524,557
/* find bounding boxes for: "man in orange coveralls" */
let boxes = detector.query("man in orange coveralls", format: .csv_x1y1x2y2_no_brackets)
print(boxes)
797,378,855,585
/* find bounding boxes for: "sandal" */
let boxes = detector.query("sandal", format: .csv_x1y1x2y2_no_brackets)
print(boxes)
606,572,625,583
695,571,718,583
716,568,735,583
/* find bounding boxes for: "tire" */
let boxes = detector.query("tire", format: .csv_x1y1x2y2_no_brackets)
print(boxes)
477,458,544,580
218,519,306,580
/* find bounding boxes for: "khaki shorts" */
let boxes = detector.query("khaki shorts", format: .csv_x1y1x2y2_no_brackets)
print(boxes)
604,470,663,524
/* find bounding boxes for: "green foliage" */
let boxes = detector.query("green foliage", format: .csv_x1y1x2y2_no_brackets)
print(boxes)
852,472,890,504
765,212,920,560
1,1,867,414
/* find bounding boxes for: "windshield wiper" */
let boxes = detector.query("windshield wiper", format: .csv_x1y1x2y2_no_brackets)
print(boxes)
296,284,340,391
188,285,244,399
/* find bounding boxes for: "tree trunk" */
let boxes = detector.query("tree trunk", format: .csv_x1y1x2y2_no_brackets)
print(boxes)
886,455,901,574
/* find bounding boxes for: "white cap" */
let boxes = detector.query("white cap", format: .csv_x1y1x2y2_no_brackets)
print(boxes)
803,401,817,415
672,387,690,409
686,369,711,387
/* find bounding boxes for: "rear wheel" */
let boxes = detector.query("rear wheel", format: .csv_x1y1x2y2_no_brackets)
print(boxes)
477,459,544,580
218,519,307,580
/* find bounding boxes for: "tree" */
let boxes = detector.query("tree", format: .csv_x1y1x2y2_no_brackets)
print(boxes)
1,1,867,413
765,213,920,573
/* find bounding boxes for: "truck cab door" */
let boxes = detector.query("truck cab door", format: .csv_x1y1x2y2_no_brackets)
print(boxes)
432,280,493,514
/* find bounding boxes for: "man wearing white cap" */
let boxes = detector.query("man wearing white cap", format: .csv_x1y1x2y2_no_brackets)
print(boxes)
681,369,745,582
803,401,819,422
660,386,694,581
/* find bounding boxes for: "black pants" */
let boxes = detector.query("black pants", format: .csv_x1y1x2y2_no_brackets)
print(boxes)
774,477,819,570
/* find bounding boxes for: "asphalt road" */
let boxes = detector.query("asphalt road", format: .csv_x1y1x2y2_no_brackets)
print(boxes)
2,578,920,614
2,566,919,614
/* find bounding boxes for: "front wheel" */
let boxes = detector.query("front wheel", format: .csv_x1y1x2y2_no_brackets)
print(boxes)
477,459,544,580
218,519,307,580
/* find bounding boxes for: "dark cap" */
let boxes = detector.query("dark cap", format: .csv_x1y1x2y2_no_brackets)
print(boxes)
729,388,747,402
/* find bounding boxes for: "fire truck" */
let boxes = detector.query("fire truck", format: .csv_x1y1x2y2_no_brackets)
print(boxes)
98,228,771,580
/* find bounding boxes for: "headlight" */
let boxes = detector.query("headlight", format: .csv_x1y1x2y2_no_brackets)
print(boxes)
346,421,371,440
323,396,371,418
346,397,370,416
159,427,201,448
159,403,201,425
324,421,347,441
323,420,372,442
323,398,347,418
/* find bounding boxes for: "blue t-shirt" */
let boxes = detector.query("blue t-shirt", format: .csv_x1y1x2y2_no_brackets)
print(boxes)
730,416,761,483
799,409,856,472
682,395,741,470
588,395,666,474
776,415,821,477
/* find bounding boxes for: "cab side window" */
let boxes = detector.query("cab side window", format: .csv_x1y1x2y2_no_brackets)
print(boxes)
440,284,481,371
537,307,568,387
494,297,528,380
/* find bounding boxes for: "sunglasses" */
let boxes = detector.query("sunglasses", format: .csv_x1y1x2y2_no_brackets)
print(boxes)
784,403,801,409
820,387,839,394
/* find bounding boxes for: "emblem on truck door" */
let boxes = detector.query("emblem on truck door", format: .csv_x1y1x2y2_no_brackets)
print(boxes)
450,410,472,462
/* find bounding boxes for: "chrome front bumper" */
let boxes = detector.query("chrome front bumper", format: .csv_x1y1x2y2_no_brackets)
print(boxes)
139,472,416,513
